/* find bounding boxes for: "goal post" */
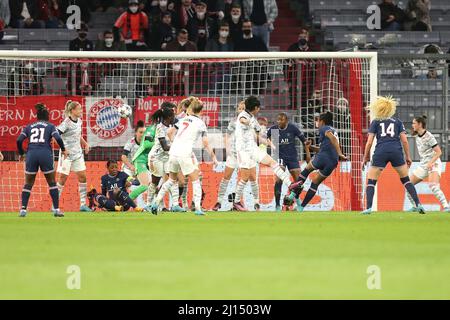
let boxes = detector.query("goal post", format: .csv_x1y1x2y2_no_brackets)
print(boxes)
0,50,377,212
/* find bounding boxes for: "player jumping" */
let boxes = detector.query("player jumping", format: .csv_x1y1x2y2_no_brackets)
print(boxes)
361,96,425,214
150,97,218,215
17,103,68,217
233,96,293,211
56,100,92,212
267,112,309,211
287,111,348,212
407,115,449,212
88,160,142,212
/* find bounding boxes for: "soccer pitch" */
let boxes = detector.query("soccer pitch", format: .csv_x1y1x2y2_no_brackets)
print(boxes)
0,211,449,300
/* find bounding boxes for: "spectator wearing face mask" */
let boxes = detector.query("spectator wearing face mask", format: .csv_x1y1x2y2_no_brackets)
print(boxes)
177,0,196,28
226,3,243,43
242,0,277,48
154,11,176,50
114,0,150,51
234,18,267,52
96,30,126,51
165,28,197,51
186,1,217,51
146,0,179,27
287,28,311,52
69,24,94,51
205,21,233,51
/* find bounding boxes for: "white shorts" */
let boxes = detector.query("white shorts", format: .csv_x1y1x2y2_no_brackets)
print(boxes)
57,156,86,175
225,153,238,169
237,147,267,169
150,158,169,178
413,161,442,180
168,155,198,176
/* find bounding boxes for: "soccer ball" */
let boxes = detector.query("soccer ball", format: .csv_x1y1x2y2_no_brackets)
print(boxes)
117,104,132,118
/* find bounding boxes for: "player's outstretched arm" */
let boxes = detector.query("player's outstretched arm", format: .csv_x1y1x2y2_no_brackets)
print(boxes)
202,136,219,165
52,131,68,159
400,132,412,166
326,131,347,161
363,134,375,165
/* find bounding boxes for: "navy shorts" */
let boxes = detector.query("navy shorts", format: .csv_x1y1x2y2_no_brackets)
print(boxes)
278,157,300,171
25,150,54,175
312,154,338,177
371,148,405,169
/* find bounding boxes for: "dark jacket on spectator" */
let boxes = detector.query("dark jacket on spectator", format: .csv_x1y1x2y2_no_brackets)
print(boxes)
379,1,406,29
234,35,268,51
226,15,243,43
186,15,217,51
95,40,126,51
69,37,94,51
9,0,39,21
165,38,198,51
205,37,234,51
155,22,177,51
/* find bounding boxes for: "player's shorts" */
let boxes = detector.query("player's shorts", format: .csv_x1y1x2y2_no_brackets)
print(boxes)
413,160,442,180
25,150,54,175
312,154,338,177
57,155,86,175
237,147,267,169
150,157,169,178
134,161,149,175
278,157,300,171
168,155,198,176
371,148,405,169
225,153,238,169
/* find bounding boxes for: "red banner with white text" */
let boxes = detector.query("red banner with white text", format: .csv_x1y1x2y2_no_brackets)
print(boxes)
134,96,220,127
0,96,84,151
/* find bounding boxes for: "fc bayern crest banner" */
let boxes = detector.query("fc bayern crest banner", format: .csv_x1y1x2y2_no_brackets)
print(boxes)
86,97,134,148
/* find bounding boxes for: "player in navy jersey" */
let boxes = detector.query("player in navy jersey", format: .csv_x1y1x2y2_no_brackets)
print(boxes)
361,96,425,214
16,104,68,217
87,160,142,212
267,113,308,211
287,112,348,212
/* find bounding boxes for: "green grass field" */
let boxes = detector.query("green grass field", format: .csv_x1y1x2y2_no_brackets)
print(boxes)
0,211,449,300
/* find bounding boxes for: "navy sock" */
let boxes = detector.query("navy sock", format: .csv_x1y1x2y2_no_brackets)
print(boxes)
401,176,420,206
274,181,283,206
298,167,313,183
97,195,116,211
21,184,33,210
178,186,184,199
301,183,320,207
366,179,377,209
118,191,136,209
49,182,59,210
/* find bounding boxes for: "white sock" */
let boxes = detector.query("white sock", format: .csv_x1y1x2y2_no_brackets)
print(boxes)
272,164,291,186
170,182,179,207
155,179,175,205
235,180,246,203
192,180,202,211
146,183,156,206
430,183,449,209
181,177,189,204
250,180,259,204
217,179,230,203
79,182,87,206
57,183,64,197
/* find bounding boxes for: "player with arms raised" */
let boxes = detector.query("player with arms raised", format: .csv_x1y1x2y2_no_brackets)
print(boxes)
361,96,425,214
17,103,68,217
407,115,449,212
150,97,218,215
56,100,92,212
287,112,347,212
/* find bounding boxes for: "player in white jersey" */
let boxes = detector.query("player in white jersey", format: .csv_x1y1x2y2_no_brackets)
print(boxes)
233,96,293,211
150,97,218,215
56,100,92,212
121,120,146,208
212,101,245,211
408,115,449,212
147,106,180,211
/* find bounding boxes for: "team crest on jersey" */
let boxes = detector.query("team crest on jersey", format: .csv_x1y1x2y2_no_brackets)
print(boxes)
88,98,128,140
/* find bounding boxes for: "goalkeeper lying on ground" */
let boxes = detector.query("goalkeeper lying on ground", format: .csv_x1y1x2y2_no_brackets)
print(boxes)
87,160,143,212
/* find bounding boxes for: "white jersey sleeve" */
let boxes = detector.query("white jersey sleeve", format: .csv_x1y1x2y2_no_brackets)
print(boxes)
416,131,439,165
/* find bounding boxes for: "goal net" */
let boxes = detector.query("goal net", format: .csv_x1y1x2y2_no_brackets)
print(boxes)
0,51,377,212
